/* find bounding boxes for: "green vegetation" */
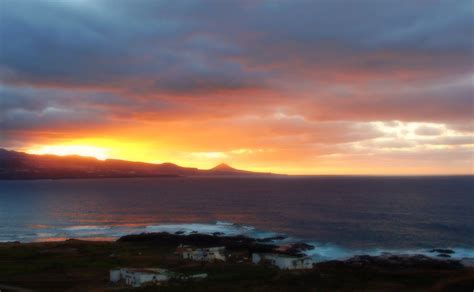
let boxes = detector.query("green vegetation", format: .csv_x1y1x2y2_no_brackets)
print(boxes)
0,240,472,291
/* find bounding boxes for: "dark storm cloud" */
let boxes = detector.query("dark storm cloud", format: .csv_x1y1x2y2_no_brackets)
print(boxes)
302,78,474,122
1,0,471,88
0,0,266,92
0,107,104,131
0,0,472,134
0,85,111,131
0,85,179,131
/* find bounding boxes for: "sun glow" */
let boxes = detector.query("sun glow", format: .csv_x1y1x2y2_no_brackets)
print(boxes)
23,138,161,164
27,145,109,160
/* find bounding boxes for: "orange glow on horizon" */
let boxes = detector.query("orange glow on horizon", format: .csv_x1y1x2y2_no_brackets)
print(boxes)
27,145,109,161
21,137,473,176
25,138,161,164
17,121,473,176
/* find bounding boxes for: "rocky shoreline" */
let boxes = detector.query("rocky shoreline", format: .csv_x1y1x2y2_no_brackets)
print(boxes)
118,232,471,266
118,232,321,258
0,233,473,291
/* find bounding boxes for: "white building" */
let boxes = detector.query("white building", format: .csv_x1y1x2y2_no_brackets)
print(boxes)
252,253,314,270
110,268,172,287
178,245,226,262
188,273,208,280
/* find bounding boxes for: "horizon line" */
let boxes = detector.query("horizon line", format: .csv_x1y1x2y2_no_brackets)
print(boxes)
3,148,473,177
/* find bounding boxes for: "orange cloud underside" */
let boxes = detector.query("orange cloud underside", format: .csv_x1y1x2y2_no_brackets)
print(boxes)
20,118,473,175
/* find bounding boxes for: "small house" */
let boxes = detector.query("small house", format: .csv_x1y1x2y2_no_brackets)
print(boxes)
178,245,226,262
252,253,314,270
110,268,173,287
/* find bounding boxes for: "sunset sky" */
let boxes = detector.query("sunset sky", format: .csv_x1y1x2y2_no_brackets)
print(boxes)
0,0,473,174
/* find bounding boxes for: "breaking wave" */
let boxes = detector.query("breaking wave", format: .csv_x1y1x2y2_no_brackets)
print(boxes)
146,222,253,235
303,243,474,262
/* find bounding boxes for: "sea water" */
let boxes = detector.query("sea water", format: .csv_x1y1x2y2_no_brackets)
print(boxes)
1,176,473,260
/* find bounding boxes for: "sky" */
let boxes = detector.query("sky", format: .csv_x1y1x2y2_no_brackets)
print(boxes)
0,0,473,174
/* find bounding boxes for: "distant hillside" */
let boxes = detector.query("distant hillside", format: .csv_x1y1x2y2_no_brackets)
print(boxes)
208,163,257,175
0,149,273,179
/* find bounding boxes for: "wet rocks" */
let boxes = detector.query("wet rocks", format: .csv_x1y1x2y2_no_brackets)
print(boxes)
256,235,287,242
345,254,463,269
429,248,455,254
117,232,277,253
116,232,317,257
280,242,315,256
437,253,451,258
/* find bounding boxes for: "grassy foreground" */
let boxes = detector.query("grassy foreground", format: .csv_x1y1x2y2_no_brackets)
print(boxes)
0,239,473,291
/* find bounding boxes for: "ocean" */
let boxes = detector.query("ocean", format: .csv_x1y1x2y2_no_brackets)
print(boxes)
1,176,473,260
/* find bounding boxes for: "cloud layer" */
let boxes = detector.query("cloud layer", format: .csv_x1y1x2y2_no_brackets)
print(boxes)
1,0,472,173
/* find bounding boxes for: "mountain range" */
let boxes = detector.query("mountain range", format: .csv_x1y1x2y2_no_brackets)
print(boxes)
0,149,273,179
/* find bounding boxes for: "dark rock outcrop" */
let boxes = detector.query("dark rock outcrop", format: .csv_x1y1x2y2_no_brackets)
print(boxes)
429,248,455,254
344,254,463,269
256,235,287,242
118,232,278,253
117,232,317,257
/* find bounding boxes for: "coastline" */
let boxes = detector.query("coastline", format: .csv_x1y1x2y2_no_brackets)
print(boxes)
1,233,473,291
5,221,474,263
18,231,474,266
